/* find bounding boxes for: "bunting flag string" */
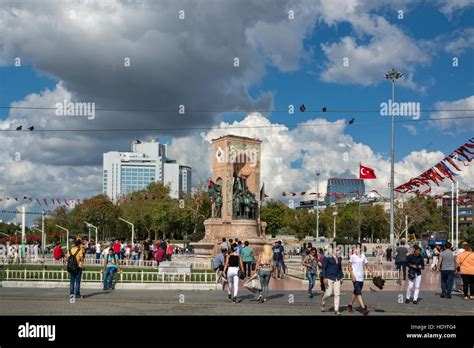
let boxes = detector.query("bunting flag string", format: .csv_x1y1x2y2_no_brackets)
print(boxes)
395,137,474,194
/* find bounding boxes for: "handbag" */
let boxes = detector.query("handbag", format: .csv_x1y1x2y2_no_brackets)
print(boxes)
238,269,245,280
244,273,262,292
408,268,416,281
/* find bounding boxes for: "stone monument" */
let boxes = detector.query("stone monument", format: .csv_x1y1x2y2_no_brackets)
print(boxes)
191,135,269,256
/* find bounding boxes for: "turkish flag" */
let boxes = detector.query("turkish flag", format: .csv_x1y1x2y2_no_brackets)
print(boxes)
360,164,377,179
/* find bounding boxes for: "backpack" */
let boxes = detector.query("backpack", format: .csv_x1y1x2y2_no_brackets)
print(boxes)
67,247,81,274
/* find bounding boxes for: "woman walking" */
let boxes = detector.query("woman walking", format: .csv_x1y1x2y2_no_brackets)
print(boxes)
223,244,244,303
255,244,274,303
456,243,474,300
320,246,343,315
406,245,425,304
431,246,440,271
302,247,318,298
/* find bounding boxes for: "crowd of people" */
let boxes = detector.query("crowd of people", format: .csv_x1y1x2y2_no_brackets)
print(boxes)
24,232,473,308
210,237,474,314
57,236,190,298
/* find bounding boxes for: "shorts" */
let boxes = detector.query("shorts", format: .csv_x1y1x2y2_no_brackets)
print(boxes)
352,281,364,296
275,260,283,269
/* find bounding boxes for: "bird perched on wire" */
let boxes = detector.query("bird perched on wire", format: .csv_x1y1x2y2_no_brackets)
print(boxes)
299,104,306,112
348,118,355,124
16,125,22,131
28,126,34,131
322,107,327,112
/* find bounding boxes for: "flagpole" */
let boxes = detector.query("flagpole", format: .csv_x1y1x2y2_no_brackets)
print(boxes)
358,163,362,244
456,180,459,248
451,181,454,246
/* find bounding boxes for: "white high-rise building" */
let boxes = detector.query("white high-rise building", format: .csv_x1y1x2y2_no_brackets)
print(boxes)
103,139,192,200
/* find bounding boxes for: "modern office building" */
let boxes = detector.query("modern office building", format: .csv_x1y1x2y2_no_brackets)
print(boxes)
325,178,365,204
103,139,192,200
440,189,474,231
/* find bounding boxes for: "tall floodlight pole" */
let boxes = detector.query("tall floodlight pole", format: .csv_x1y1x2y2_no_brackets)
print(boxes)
119,217,134,245
316,171,320,239
384,68,403,247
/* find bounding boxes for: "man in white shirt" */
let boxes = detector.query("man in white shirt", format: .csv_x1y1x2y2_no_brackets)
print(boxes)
347,248,373,315
95,242,101,262
102,246,110,259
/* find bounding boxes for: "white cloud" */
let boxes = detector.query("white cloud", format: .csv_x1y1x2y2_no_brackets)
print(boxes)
320,14,430,89
444,28,474,55
437,0,474,17
403,124,417,136
431,95,474,131
170,113,474,200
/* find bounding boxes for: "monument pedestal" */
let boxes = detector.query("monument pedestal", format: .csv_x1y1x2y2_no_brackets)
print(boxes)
193,218,269,256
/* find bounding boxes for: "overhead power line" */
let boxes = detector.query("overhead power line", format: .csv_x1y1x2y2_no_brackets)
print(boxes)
0,115,472,133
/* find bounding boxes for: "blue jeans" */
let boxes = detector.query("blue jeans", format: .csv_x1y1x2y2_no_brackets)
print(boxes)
69,268,83,296
441,270,454,296
306,271,316,294
103,267,117,289
95,253,101,262
258,269,271,299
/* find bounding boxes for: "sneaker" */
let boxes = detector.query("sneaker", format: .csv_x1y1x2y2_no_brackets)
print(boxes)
335,311,341,315
440,294,445,298
69,294,74,298
362,306,370,315
413,300,418,305
232,297,237,304
308,292,313,299
103,287,108,291
446,295,452,299
405,299,410,304
347,304,353,313
227,294,232,302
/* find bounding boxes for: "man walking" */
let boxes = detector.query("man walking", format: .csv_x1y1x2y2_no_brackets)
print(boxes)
385,246,393,263
439,242,456,298
66,239,85,299
395,241,408,285
272,240,285,279
95,241,101,263
347,247,373,315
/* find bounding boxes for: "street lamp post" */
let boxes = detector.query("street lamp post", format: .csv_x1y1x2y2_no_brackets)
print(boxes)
384,68,403,247
316,171,320,240
33,227,45,259
56,225,69,251
119,217,134,245
333,211,338,240
84,222,98,244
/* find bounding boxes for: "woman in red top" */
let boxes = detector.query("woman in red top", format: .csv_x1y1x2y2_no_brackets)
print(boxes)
53,242,64,261
166,242,173,261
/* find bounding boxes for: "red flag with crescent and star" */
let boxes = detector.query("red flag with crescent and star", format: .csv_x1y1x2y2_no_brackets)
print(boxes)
359,164,377,179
